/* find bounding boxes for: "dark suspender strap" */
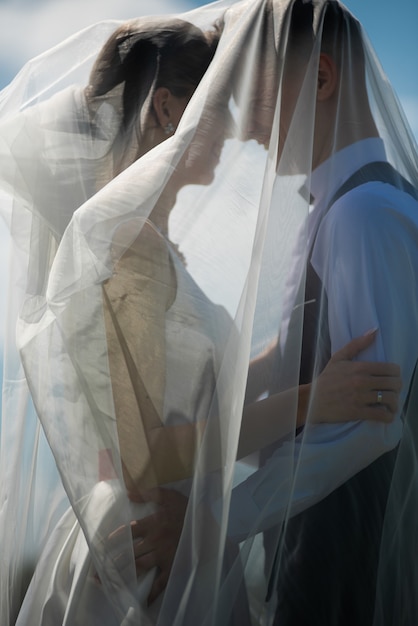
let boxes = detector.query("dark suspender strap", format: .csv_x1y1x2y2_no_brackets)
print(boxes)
300,161,418,384
326,161,418,210
266,161,418,602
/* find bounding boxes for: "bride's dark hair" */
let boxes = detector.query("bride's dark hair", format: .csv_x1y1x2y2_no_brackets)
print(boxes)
86,18,221,129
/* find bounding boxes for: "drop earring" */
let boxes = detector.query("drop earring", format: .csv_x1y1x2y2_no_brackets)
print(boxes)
164,122,175,135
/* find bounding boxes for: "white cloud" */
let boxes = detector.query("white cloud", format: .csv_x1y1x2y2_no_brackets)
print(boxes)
400,95,418,144
0,0,192,85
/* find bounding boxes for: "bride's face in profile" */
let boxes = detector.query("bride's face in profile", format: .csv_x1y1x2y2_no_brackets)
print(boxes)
175,103,232,187
232,23,279,150
241,63,278,150
240,55,308,171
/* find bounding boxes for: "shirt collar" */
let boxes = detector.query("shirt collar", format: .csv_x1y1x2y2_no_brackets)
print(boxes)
310,137,387,209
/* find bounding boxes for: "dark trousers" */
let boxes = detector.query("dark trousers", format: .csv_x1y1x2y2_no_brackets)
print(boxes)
271,448,398,626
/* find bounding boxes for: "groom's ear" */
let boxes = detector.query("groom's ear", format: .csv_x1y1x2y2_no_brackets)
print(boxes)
317,53,337,101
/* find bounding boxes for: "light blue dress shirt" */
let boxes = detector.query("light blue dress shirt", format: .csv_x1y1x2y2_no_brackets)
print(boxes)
219,138,418,542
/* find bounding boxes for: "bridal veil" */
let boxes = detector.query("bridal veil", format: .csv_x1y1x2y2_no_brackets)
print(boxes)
1,1,417,624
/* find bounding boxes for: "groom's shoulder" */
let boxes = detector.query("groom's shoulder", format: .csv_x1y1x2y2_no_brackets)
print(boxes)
325,178,418,237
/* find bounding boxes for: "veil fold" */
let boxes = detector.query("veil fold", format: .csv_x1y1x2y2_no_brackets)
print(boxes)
1,1,418,624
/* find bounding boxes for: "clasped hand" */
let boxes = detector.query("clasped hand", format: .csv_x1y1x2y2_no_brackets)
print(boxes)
128,487,188,606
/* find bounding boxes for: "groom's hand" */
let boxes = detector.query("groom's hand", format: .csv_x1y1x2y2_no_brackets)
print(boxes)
129,487,188,605
312,330,401,424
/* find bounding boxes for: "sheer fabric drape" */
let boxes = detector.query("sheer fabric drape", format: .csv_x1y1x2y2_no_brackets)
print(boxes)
1,1,418,624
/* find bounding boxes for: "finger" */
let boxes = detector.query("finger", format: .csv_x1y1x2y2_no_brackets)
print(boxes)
107,523,129,542
348,372,401,393
352,389,399,416
128,487,163,505
132,538,148,559
331,329,378,362
127,490,146,503
112,547,139,580
356,405,395,423
135,549,161,574
335,373,401,398
365,390,399,414
368,375,402,392
147,570,169,606
356,362,401,379
130,517,157,539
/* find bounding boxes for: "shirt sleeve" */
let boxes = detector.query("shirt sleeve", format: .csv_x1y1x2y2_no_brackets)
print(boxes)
219,182,418,543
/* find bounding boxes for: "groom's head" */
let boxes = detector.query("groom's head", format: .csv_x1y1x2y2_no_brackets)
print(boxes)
279,0,377,167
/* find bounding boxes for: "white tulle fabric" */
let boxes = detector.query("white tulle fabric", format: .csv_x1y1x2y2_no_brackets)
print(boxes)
1,1,418,625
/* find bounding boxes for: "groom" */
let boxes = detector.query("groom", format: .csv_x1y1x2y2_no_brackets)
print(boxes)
132,1,418,622
226,2,418,624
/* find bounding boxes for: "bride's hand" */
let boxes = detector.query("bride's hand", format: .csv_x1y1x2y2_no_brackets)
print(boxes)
129,487,188,605
309,330,402,424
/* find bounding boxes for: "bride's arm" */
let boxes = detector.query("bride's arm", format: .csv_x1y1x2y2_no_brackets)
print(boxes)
237,330,400,459
127,330,401,602
128,331,401,482
105,241,400,487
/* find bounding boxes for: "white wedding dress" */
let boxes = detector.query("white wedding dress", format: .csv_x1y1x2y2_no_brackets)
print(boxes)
15,243,234,626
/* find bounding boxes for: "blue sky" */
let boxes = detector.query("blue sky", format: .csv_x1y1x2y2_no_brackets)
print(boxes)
344,0,418,140
0,0,417,141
